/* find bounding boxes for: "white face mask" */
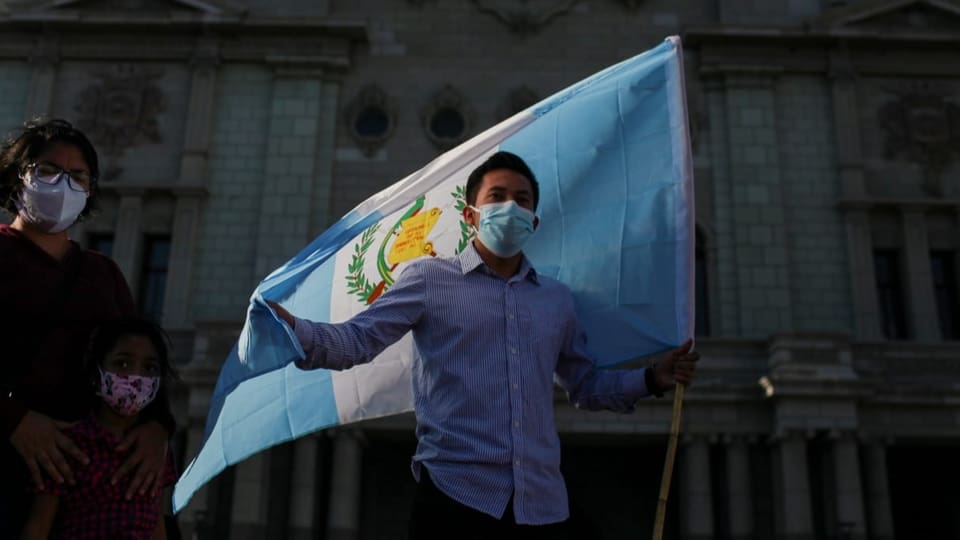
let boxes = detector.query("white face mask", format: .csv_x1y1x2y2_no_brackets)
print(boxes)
468,201,537,257
16,171,88,233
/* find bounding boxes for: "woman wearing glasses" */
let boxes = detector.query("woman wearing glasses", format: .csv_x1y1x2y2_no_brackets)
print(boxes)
0,119,175,538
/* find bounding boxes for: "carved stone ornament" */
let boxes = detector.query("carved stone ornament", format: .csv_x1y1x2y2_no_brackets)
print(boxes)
472,0,579,34
878,87,960,196
421,86,474,152
343,84,396,157
73,64,166,181
497,85,539,120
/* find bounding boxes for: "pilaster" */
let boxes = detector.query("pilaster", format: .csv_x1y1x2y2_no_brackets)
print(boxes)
863,440,895,540
777,432,814,540
680,436,714,540
901,210,939,341
726,436,754,540
722,72,793,336
112,190,145,292
253,63,326,279
24,35,58,120
831,432,867,540
327,429,363,540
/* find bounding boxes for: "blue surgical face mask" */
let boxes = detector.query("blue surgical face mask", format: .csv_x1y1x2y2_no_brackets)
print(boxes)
469,200,536,257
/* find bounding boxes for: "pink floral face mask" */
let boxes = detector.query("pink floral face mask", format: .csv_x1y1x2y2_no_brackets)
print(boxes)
98,369,160,417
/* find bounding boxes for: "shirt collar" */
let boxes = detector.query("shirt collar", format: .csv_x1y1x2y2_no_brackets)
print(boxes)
457,242,539,284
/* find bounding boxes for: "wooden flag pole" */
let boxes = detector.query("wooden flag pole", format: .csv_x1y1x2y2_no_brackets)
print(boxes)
652,382,686,540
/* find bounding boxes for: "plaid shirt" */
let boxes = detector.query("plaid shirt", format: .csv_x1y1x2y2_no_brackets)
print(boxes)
42,414,177,540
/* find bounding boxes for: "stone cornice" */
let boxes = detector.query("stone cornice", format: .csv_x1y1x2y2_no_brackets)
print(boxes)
0,15,369,62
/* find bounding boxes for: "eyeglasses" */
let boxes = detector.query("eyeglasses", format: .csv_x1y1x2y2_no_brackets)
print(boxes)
25,162,96,193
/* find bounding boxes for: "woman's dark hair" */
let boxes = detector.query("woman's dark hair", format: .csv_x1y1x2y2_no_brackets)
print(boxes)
0,118,100,220
84,318,179,416
465,151,540,210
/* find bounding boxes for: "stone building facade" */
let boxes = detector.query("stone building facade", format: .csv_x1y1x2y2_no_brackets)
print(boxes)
1,0,959,538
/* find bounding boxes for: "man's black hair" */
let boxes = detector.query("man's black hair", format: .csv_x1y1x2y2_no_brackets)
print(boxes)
0,118,100,220
465,151,539,210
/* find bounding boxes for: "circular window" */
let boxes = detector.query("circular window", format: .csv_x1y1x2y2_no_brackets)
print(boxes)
354,105,390,138
344,85,396,157
429,107,466,140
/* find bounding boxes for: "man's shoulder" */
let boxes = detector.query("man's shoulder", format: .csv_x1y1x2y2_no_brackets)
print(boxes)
403,253,463,276
533,272,573,293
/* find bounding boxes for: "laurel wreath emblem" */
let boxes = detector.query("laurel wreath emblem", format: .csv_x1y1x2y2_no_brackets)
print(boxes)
452,185,475,254
346,186,474,305
345,222,380,302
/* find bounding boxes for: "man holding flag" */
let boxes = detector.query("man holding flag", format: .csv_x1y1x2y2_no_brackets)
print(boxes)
269,150,699,538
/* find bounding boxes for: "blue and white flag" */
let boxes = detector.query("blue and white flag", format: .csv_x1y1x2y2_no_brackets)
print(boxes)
173,36,695,511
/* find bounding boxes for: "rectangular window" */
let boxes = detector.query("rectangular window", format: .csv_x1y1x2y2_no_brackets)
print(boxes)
874,250,909,340
87,233,114,257
138,235,171,322
930,251,960,340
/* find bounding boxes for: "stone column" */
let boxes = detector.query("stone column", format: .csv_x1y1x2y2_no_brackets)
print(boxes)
288,435,322,540
845,209,882,339
163,41,218,329
863,441,895,540
112,191,145,291
832,433,867,539
901,210,939,341
327,429,363,540
829,50,883,340
253,68,325,279
229,452,270,540
726,436,754,540
24,37,58,119
680,436,714,540
722,72,793,336
777,432,813,540
703,76,741,336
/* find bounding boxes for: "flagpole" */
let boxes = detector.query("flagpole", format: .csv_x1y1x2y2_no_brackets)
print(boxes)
652,382,685,540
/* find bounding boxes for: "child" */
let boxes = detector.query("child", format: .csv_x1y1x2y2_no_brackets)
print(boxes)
21,318,178,540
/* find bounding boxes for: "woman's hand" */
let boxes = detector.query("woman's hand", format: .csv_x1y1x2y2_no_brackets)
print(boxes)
9,410,89,490
112,421,168,500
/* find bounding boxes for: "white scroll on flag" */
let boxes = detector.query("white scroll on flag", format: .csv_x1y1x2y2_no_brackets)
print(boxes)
173,36,695,511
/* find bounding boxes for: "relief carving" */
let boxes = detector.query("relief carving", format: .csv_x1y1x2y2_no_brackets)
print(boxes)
878,86,960,196
473,0,579,34
73,64,166,181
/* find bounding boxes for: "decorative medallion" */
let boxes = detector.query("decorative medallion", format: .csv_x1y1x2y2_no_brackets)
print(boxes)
878,87,960,196
497,85,540,120
421,85,474,152
73,64,166,181
344,84,396,157
473,0,579,34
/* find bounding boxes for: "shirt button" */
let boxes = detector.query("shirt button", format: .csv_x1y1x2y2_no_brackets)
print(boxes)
514,421,520,428
508,314,515,320
512,383,518,390
510,348,517,354
515,459,521,466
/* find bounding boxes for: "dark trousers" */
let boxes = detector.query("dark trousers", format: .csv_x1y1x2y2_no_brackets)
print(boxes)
407,470,572,540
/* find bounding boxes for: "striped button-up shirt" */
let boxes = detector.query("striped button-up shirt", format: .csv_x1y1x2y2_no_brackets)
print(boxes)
293,243,652,525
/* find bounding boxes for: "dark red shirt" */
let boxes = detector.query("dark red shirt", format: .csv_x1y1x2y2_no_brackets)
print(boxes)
0,224,137,436
42,414,177,540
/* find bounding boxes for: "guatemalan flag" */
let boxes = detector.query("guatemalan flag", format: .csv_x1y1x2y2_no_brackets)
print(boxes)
173,36,695,511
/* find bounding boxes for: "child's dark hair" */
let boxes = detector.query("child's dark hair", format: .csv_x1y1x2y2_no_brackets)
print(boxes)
84,318,178,415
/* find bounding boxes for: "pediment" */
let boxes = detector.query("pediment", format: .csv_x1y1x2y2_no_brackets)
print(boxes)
816,0,960,33
3,0,244,16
